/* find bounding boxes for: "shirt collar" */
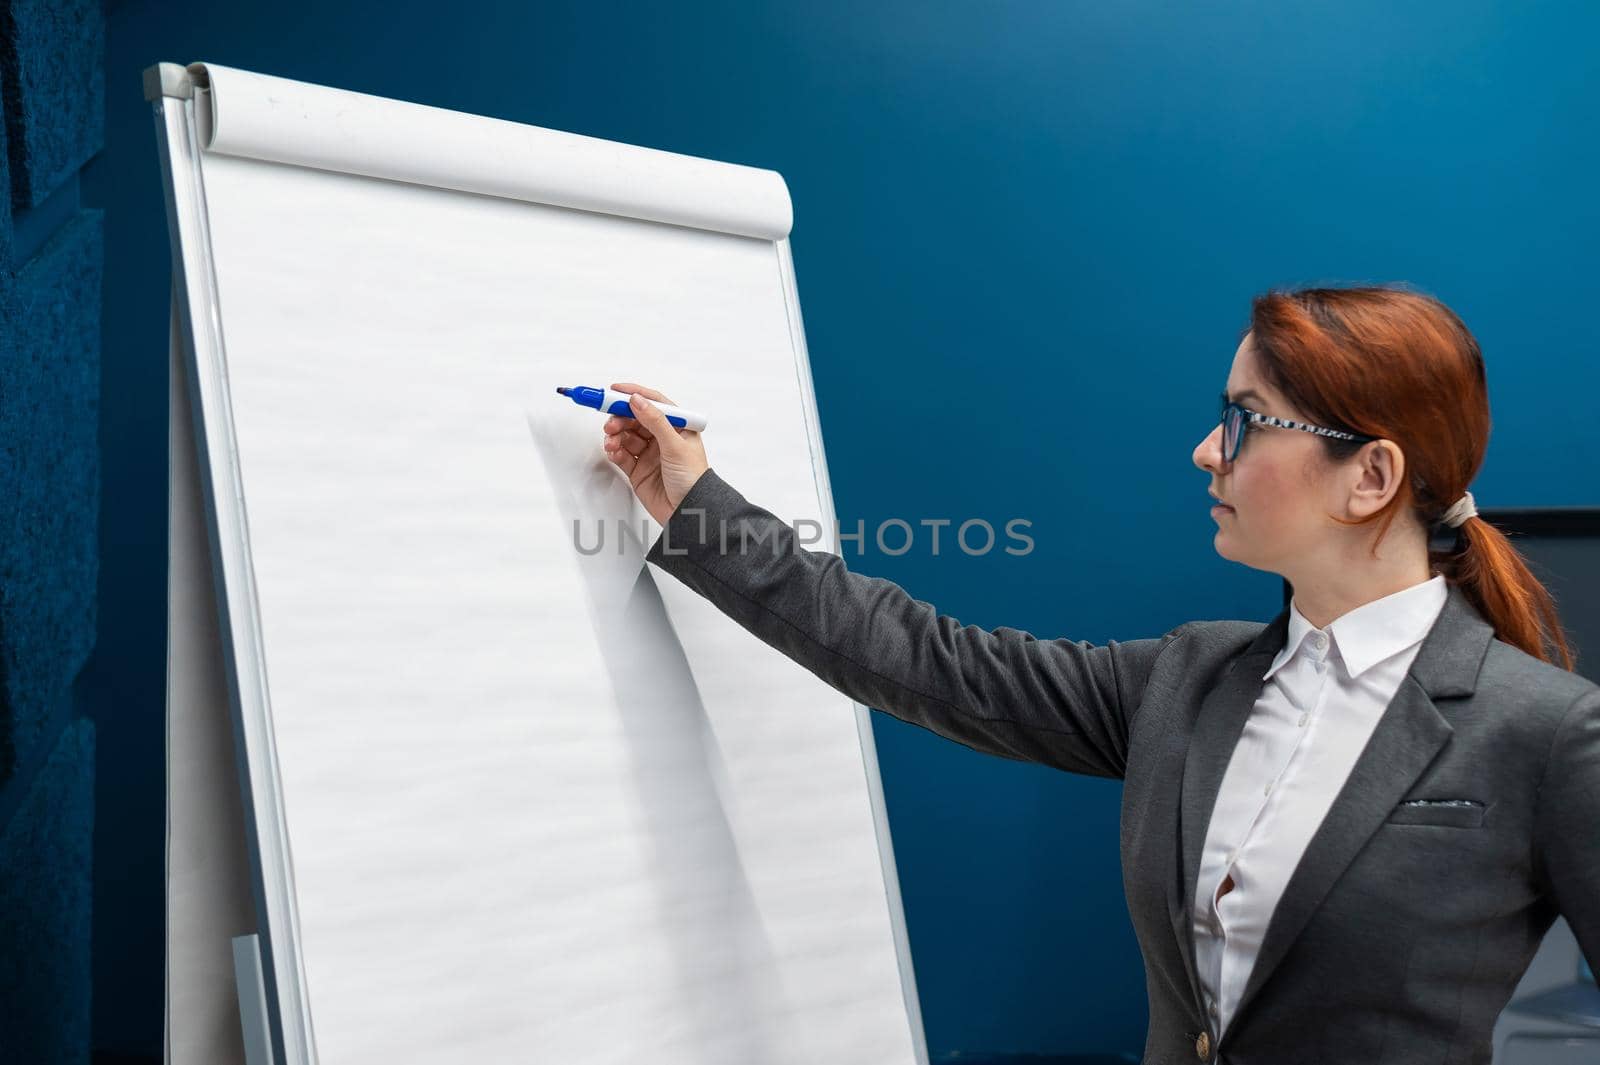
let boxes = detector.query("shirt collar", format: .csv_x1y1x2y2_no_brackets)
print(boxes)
1262,574,1449,682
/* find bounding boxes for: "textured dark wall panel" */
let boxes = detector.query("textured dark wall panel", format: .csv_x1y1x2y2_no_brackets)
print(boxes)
0,0,103,1061
0,718,95,1065
0,208,102,787
0,71,10,262
0,0,105,210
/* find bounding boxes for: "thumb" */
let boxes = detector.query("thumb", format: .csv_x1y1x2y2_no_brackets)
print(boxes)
629,393,681,451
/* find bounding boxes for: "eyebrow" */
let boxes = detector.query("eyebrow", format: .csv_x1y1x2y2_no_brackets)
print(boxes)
1223,387,1269,407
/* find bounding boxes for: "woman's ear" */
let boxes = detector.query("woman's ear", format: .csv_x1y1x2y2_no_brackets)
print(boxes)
1349,439,1406,517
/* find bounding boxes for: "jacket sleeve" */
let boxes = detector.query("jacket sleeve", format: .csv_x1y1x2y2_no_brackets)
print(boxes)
643,467,1189,779
1534,686,1600,972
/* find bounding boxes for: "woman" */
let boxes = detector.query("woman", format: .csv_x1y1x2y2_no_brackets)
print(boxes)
599,285,1597,1065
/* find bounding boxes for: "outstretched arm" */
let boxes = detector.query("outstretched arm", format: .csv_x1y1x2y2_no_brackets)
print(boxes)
644,467,1188,779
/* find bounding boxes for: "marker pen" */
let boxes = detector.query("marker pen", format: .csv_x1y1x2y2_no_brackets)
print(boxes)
555,386,709,431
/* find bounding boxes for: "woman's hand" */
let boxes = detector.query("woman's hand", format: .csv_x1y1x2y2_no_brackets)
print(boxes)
601,381,710,526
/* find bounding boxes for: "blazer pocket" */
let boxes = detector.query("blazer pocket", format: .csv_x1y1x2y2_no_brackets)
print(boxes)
1385,798,1487,828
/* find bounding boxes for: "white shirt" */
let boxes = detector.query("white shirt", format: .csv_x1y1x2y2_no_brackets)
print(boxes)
1192,574,1449,1040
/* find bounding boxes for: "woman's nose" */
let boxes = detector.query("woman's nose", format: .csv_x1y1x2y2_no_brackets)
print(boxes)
1193,423,1225,473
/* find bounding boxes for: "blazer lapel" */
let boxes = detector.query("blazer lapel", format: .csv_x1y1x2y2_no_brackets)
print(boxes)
1169,610,1286,1015
1170,582,1495,1034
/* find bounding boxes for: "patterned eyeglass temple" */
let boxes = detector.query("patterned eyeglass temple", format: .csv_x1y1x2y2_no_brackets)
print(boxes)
1220,392,1378,461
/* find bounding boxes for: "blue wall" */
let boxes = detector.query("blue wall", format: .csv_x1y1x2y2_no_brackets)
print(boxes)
88,0,1600,1057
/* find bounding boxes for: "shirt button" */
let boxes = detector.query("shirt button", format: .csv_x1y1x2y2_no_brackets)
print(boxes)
1311,632,1327,649
1264,780,1274,795
1299,712,1309,727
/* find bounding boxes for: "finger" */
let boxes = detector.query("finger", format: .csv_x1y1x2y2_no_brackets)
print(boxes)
602,425,644,449
628,437,660,488
604,413,655,435
604,427,653,465
626,393,681,447
608,441,643,474
610,382,676,406
617,430,650,458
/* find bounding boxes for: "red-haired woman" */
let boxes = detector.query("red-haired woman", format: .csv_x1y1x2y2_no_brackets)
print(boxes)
600,285,1593,1065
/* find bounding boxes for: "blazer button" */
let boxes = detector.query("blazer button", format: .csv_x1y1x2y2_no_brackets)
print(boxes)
1194,1030,1211,1059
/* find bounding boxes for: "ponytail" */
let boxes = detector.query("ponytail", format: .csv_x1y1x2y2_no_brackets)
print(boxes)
1432,516,1576,671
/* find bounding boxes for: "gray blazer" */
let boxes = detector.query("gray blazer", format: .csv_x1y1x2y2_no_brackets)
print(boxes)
644,468,1600,1065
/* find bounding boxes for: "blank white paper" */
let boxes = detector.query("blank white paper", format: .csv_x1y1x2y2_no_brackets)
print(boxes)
176,67,919,1065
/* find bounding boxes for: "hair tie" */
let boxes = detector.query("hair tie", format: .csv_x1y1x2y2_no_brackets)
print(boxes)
1440,490,1477,529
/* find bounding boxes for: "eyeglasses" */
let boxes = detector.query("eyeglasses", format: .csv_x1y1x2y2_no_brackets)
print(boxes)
1219,392,1378,464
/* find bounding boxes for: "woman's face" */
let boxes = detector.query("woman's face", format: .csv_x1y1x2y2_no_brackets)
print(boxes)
1192,334,1341,574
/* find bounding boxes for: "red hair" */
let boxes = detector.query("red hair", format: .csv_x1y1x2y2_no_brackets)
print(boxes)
1248,284,1575,671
